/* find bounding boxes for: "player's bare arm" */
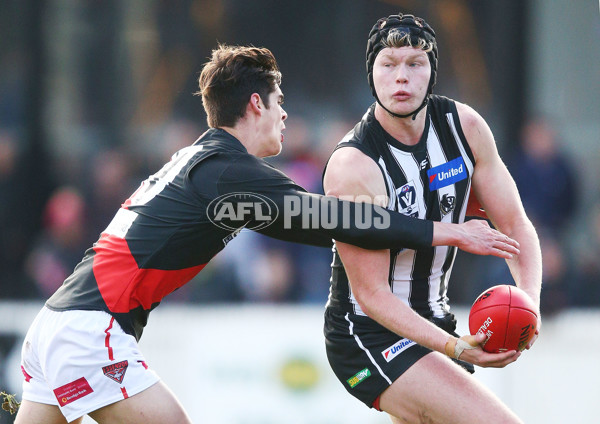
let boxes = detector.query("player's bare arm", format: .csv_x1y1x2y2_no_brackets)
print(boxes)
458,101,543,348
324,147,519,368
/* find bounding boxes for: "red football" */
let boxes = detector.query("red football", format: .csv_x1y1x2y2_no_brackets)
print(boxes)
468,285,538,353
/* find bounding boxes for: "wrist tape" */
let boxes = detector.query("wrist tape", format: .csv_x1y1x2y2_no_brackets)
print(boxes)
445,336,477,359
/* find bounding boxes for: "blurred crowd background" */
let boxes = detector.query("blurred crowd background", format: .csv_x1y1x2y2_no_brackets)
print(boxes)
1,0,599,316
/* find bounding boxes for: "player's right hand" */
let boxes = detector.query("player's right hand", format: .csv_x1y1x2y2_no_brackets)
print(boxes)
456,219,520,259
453,332,521,368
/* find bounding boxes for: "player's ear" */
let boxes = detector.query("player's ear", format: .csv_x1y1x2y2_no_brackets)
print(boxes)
248,93,263,115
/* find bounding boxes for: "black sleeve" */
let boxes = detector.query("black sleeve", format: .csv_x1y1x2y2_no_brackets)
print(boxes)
202,153,433,250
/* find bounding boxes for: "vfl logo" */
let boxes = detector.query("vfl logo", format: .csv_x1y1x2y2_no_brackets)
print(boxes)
207,192,279,231
102,360,128,384
396,182,419,218
427,157,467,191
440,194,456,216
382,339,416,362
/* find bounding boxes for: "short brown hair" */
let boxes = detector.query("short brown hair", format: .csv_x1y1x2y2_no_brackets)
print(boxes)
197,44,282,128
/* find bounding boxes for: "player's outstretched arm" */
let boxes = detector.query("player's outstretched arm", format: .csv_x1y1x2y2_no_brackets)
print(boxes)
208,152,519,256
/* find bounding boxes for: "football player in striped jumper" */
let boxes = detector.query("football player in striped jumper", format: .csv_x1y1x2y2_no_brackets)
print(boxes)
323,13,542,424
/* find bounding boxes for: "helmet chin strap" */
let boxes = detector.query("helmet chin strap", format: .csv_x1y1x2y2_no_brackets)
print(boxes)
375,94,429,121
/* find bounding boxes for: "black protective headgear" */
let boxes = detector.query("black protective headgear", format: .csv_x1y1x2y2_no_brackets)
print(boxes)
366,13,438,120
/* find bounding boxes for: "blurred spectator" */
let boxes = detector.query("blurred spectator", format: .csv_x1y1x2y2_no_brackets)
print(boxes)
24,187,91,297
86,148,138,236
572,205,600,307
508,117,578,238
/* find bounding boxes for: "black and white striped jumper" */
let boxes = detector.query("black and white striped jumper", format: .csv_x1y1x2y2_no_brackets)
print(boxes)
326,95,475,321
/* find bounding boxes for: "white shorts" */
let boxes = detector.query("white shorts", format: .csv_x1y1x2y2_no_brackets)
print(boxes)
20,306,160,422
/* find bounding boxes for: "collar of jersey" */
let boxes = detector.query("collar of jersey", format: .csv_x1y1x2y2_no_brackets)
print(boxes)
194,128,249,153
369,104,430,153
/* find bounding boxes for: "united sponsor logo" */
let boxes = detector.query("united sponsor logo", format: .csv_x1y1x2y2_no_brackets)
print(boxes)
53,377,93,406
102,360,128,384
346,368,371,388
382,339,416,362
427,157,467,191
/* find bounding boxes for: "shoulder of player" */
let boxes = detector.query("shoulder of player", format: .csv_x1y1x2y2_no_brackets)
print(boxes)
324,146,383,197
454,101,496,157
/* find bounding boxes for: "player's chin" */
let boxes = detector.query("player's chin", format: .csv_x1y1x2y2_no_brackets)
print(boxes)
264,143,283,158
274,137,284,153
391,101,418,115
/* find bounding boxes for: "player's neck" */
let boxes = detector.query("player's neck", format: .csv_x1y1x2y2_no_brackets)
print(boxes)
374,104,427,146
220,121,258,155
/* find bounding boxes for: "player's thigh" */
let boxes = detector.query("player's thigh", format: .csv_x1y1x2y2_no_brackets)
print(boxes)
15,400,83,424
88,380,192,424
379,352,522,424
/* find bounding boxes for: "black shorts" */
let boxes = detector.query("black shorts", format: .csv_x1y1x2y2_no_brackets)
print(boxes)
324,308,474,409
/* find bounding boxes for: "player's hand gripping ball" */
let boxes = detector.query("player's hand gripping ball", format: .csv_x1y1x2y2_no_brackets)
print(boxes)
468,285,538,353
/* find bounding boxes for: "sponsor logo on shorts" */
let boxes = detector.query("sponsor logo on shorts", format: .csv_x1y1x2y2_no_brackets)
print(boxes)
53,377,94,406
427,157,467,191
102,360,128,384
382,339,416,362
347,368,371,388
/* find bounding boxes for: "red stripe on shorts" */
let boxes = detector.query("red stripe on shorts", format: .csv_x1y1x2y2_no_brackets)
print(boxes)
104,317,115,361
21,366,32,382
372,395,382,411
121,387,129,399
